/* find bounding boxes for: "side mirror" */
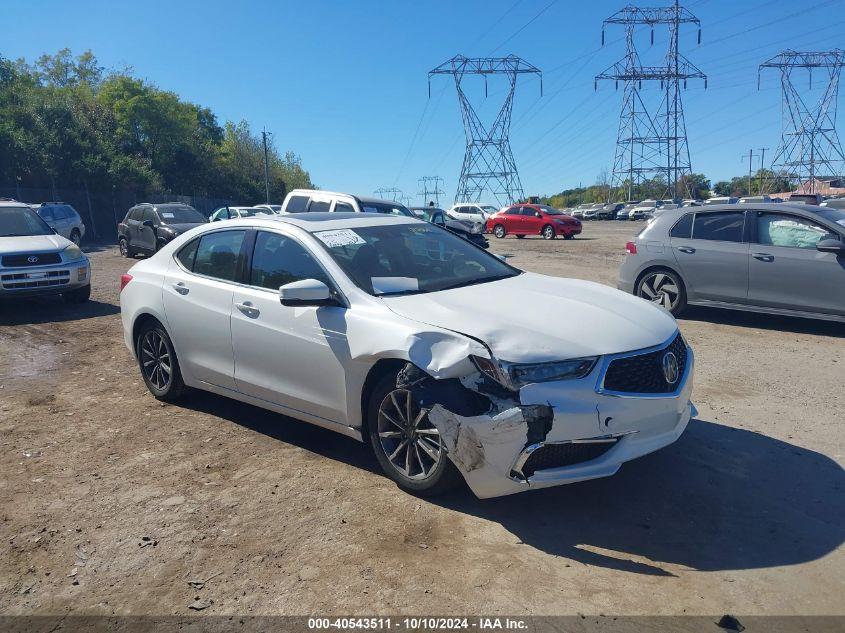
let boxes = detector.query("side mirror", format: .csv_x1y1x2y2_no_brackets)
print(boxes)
279,279,336,307
142,219,155,228
817,237,845,255
535,211,542,218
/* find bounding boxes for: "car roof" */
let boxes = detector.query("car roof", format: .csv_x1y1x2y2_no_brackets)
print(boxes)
215,212,421,232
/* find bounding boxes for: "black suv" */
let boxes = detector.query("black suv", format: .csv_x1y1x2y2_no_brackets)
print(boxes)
118,203,208,257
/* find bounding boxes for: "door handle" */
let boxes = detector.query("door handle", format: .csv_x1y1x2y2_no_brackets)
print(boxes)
752,253,774,262
677,246,696,254
235,301,260,318
172,282,189,295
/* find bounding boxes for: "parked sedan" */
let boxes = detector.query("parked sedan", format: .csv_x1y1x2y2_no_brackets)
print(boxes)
121,212,694,499
210,206,269,221
409,206,489,249
0,201,90,303
35,202,86,245
486,204,581,240
118,203,208,258
618,203,845,322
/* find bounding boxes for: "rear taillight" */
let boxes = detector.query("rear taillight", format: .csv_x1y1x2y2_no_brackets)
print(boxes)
625,241,638,255
120,274,133,292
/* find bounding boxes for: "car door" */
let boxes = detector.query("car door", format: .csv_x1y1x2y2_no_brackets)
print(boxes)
670,210,750,303
521,207,541,233
136,207,157,252
231,229,350,423
124,207,141,246
747,210,845,316
162,229,247,390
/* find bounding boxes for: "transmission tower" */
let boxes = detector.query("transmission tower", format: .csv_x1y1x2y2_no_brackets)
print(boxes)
596,1,706,201
759,50,845,194
429,55,541,206
373,187,404,202
418,176,445,206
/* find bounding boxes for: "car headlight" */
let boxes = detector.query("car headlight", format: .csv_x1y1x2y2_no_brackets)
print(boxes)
471,355,598,390
554,219,568,225
470,223,483,234
63,244,84,261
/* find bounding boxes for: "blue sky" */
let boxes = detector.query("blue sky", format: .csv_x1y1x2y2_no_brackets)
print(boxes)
3,0,845,203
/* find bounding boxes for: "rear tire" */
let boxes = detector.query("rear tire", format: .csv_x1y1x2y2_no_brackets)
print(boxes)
542,225,556,240
492,224,506,239
367,373,460,496
136,321,185,402
63,284,90,304
119,237,134,258
636,268,687,317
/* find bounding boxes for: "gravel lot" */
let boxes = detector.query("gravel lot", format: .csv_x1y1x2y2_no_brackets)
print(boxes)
1,221,842,616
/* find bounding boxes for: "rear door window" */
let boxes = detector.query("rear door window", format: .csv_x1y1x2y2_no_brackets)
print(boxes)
670,213,694,239
334,201,355,213
176,238,199,270
692,211,745,242
39,207,56,222
192,230,246,282
308,200,331,213
285,195,310,213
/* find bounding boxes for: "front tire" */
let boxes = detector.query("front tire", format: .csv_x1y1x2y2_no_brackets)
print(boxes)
136,321,185,402
367,373,459,496
492,224,506,239
70,229,81,246
63,284,90,304
542,225,556,240
636,269,687,317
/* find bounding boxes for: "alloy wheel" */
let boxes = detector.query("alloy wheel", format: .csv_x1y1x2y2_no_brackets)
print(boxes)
493,225,505,238
139,330,172,391
543,226,554,239
639,272,679,310
377,389,442,480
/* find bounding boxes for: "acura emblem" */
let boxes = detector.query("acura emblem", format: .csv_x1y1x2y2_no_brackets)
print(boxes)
27,255,39,263
662,351,680,385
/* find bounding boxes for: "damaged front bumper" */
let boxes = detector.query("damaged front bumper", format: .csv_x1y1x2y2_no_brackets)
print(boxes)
414,344,695,499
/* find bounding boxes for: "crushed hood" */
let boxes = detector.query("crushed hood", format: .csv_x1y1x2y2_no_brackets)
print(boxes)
382,272,678,363
0,234,71,256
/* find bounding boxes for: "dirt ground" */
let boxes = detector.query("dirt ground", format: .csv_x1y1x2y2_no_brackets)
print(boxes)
1,221,843,617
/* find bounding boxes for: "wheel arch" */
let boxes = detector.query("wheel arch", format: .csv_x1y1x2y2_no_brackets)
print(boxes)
634,264,688,299
359,358,408,439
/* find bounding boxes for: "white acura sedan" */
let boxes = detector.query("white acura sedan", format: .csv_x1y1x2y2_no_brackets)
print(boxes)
120,213,694,498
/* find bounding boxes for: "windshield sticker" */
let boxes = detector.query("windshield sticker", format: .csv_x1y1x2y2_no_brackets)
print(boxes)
371,277,419,295
837,219,845,228
314,229,366,248
161,212,175,219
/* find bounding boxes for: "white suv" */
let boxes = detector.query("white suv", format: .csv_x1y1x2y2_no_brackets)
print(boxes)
447,203,499,223
280,189,413,216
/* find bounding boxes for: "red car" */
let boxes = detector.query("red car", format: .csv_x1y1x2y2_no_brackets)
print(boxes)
486,204,582,240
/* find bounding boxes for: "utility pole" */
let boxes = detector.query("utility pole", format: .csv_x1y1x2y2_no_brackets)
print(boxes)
742,149,754,196
417,176,445,206
756,147,769,194
262,127,271,203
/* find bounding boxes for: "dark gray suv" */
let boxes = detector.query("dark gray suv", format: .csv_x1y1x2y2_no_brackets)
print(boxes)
618,203,845,323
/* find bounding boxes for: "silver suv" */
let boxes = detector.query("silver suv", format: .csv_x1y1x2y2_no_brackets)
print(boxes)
35,202,86,245
618,203,845,322
0,201,91,303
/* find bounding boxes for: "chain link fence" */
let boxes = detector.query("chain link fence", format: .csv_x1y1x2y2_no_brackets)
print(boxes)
0,185,235,243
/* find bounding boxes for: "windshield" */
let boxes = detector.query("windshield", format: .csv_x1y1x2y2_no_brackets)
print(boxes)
313,223,520,296
479,206,498,214
236,208,262,217
538,205,564,215
409,208,433,221
0,206,55,237
158,207,207,224
361,203,412,217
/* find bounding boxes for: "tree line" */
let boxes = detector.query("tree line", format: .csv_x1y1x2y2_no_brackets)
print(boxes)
542,170,793,209
0,49,313,203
